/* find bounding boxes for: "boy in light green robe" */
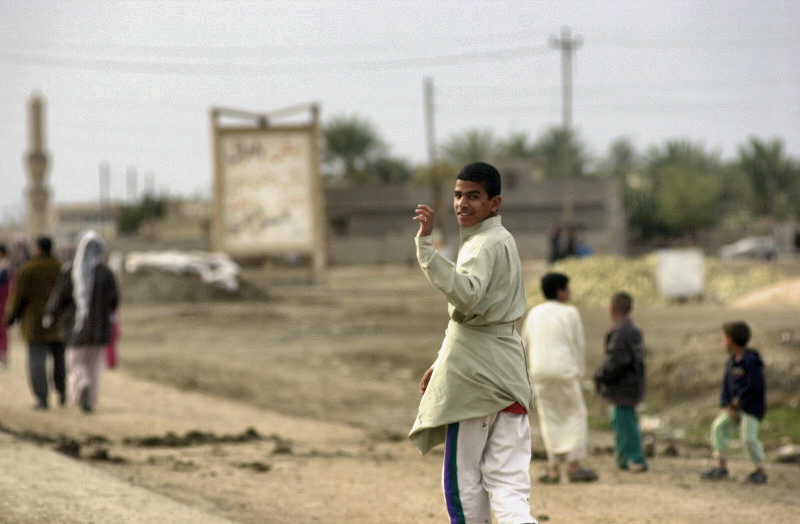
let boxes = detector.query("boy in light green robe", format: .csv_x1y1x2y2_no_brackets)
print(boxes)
409,162,536,524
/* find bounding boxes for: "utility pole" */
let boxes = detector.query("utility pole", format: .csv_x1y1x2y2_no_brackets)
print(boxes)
423,76,446,243
423,76,437,169
550,26,582,223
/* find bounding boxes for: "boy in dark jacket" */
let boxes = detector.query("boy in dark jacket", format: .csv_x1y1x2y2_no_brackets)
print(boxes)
701,321,767,484
594,292,647,472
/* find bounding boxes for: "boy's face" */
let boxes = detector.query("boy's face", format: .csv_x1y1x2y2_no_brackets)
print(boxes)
723,332,734,354
453,179,501,229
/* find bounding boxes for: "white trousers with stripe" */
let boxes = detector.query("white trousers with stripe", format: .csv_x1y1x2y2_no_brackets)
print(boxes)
442,412,536,524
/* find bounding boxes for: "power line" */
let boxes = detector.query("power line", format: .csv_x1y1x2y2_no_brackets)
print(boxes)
588,32,800,49
0,44,550,75
437,75,798,94
0,28,554,57
1,25,794,60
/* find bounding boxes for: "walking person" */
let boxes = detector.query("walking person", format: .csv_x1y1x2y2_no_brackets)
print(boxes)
522,272,598,484
4,236,66,409
409,162,537,524
44,231,118,413
594,291,648,472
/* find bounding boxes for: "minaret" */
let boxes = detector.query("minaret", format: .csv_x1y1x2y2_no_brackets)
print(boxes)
25,93,51,239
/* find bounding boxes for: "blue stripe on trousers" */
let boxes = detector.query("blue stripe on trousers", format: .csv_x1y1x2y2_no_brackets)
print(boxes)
444,422,465,524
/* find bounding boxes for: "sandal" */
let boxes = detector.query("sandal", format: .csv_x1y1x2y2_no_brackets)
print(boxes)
537,472,560,484
568,467,599,483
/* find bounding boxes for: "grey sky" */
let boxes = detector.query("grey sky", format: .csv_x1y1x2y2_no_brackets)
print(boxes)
1,0,798,223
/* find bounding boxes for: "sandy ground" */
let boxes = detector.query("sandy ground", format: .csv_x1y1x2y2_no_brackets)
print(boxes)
0,262,798,523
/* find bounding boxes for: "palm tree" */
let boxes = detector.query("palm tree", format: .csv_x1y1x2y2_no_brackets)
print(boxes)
640,139,723,236
323,114,386,182
737,137,799,218
440,128,496,166
533,126,587,180
497,131,536,161
646,139,718,173
604,137,638,179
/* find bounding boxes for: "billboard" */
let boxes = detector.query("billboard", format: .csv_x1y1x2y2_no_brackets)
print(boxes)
217,127,315,254
210,104,326,280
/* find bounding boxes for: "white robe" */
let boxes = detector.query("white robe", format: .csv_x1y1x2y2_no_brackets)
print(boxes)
522,300,588,462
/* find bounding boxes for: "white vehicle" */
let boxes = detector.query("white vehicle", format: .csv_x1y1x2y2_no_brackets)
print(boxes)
718,236,778,260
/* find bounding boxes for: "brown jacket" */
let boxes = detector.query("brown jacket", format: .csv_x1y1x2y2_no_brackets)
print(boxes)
4,254,63,343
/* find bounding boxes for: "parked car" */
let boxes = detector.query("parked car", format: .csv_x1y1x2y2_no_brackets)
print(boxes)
718,236,778,260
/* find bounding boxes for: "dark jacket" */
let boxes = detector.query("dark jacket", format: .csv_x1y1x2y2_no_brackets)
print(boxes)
594,317,646,407
4,254,63,343
45,263,119,347
720,348,766,420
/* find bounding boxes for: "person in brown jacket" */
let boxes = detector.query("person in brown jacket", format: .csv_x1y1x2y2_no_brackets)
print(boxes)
4,236,66,409
44,231,118,413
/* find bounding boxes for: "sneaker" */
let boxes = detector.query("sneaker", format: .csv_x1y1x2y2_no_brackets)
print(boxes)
700,467,729,480
568,467,599,483
745,470,768,484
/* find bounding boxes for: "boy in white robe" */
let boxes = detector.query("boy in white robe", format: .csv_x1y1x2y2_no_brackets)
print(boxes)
522,272,598,484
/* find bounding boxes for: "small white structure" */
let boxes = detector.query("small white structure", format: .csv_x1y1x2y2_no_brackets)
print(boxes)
125,251,240,292
655,248,704,299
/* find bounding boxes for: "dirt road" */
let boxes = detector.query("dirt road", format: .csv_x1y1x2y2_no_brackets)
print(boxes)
0,263,798,523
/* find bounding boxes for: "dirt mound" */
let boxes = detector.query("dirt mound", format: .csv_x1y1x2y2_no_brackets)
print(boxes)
730,278,800,309
120,270,268,304
537,255,786,307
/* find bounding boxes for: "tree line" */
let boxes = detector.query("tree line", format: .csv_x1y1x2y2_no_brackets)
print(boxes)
322,114,800,241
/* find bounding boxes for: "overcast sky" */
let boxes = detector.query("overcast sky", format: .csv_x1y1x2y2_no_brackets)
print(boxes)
1,0,798,223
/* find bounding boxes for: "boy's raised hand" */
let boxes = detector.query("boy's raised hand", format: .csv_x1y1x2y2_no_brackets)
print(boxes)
413,204,436,237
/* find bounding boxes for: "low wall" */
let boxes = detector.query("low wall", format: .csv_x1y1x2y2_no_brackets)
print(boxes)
325,178,627,264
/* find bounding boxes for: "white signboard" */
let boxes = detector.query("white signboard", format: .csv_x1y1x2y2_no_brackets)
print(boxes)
217,127,316,254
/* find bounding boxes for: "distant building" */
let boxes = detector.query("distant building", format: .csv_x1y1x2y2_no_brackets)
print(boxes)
49,201,121,249
325,177,626,264
39,177,626,265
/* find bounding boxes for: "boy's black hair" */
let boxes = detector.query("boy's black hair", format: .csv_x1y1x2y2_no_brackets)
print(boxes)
457,162,501,198
541,272,569,300
611,291,633,314
36,236,52,255
723,321,751,347
0,243,6,256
